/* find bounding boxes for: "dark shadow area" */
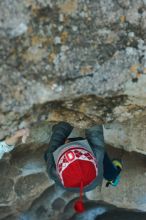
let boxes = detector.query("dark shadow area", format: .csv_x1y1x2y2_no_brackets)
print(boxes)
68,200,146,220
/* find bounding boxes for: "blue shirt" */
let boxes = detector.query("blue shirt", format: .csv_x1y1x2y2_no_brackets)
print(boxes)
0,141,14,159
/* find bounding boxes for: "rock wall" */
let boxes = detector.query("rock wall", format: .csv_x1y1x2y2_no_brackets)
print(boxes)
0,0,146,154
1,0,146,219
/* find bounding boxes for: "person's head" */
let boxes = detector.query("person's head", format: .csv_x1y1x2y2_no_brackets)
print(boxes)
56,146,98,213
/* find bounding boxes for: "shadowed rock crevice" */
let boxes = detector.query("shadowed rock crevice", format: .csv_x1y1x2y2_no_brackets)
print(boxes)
20,94,128,127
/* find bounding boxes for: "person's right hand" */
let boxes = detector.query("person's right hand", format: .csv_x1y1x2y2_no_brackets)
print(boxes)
5,128,30,145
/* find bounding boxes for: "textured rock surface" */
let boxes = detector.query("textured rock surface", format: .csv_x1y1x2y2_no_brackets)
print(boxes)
0,144,53,219
1,0,146,219
0,0,146,155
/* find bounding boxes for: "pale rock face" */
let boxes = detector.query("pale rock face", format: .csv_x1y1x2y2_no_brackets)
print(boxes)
1,0,146,219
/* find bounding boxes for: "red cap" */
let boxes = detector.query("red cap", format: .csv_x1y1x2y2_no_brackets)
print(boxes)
57,147,98,213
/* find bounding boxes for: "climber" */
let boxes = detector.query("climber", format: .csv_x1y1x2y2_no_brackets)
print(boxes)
0,128,29,159
44,121,122,213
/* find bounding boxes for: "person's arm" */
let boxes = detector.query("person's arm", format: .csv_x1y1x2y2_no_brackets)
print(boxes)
49,121,73,152
0,128,29,159
85,125,105,186
44,121,73,161
85,125,105,153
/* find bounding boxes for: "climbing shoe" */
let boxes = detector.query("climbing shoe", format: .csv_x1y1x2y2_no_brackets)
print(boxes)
112,159,123,170
106,159,123,187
